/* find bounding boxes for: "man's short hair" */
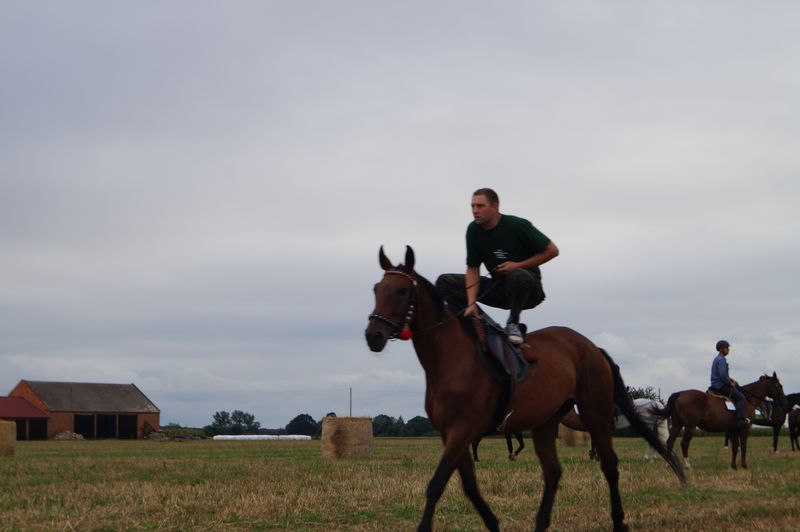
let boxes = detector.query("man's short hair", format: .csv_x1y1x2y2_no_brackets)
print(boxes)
473,188,499,205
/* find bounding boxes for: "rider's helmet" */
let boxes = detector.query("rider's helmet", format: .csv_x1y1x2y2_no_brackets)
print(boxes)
715,339,730,351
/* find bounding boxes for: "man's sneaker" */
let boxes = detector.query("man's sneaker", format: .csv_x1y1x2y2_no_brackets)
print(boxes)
505,323,524,345
736,417,751,428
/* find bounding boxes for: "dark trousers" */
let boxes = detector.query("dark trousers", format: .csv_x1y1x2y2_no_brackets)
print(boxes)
714,384,748,421
435,269,545,324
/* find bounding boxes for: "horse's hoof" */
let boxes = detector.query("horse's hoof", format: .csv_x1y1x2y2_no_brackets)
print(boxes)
508,454,516,462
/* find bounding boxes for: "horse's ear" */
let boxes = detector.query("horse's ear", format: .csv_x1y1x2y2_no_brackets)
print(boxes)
404,246,415,271
773,371,777,379
379,246,393,271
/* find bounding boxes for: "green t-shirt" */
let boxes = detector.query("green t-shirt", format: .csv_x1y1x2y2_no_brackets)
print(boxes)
466,214,551,280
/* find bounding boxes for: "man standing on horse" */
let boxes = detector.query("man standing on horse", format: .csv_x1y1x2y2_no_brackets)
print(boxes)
436,188,559,344
710,340,750,427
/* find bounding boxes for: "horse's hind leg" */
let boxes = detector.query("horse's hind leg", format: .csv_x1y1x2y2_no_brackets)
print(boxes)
531,422,562,532
514,432,525,457
680,426,695,469
456,450,499,531
666,417,683,454
591,430,627,532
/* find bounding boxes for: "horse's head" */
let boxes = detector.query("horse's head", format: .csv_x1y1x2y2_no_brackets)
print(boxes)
365,246,418,352
762,372,788,410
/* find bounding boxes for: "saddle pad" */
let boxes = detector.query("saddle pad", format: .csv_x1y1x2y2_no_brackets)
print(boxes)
725,401,735,411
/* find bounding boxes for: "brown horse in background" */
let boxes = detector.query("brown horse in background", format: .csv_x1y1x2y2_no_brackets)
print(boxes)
365,247,684,532
724,392,800,453
651,374,787,469
789,409,800,452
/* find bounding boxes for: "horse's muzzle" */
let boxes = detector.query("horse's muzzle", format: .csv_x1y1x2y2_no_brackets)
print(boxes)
365,326,388,352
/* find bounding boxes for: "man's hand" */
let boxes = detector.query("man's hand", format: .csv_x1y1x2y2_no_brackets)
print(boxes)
494,261,519,274
464,303,478,318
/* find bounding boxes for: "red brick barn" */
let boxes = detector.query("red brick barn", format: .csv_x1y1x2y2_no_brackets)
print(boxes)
9,380,160,439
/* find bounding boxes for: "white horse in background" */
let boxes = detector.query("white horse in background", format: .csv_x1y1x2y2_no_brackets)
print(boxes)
633,398,668,459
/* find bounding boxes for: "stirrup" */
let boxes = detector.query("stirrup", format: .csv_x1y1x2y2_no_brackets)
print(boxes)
496,409,514,432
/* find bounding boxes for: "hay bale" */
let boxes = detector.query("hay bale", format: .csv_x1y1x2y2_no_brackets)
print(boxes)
321,416,373,459
560,424,577,446
560,425,590,447
0,420,16,456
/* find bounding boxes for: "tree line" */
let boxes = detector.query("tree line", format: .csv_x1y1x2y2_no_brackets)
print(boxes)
170,386,660,438
190,410,437,438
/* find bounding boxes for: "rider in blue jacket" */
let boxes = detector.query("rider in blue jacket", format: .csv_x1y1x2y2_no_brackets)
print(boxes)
710,340,749,427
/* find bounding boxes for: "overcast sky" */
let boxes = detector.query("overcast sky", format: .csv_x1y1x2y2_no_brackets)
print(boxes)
2,2,798,429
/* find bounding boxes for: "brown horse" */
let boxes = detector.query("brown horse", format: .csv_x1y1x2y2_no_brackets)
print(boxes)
651,374,787,470
364,247,684,532
789,409,800,452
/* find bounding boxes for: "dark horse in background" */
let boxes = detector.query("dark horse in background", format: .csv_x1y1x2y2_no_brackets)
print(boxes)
651,375,787,470
365,247,685,532
724,392,800,453
472,433,525,462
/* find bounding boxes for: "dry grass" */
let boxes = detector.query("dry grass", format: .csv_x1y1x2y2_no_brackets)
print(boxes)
0,435,798,530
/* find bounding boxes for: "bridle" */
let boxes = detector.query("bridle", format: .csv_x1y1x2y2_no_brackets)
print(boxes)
368,269,418,340
739,377,783,408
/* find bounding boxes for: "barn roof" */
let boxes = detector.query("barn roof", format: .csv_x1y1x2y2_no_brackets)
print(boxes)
0,396,50,419
22,381,160,414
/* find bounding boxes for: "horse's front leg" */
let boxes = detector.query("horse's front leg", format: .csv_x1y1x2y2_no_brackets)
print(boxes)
740,431,749,469
730,431,740,470
419,435,492,532
418,455,456,532
456,448,499,531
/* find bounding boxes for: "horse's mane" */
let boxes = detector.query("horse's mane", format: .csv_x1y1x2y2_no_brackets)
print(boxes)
405,268,445,319
390,265,480,342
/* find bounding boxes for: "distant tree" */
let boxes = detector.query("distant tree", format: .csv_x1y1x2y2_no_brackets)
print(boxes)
286,414,317,436
205,411,234,436
230,410,261,435
403,416,436,436
203,410,261,436
372,414,406,436
626,385,661,402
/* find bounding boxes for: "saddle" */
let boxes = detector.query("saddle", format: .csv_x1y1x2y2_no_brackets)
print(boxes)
471,309,531,384
470,308,534,434
707,389,736,410
707,388,729,400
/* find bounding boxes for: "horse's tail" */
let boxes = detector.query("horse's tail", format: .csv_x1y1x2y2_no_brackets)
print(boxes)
599,348,687,485
648,392,678,419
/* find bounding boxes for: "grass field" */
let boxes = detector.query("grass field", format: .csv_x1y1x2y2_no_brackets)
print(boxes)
1,435,798,531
